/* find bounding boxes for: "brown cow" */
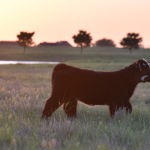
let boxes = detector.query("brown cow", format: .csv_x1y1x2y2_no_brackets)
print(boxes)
41,58,150,119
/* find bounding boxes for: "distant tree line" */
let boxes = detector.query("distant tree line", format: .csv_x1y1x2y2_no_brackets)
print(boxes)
120,33,142,55
16,31,35,54
72,30,143,54
16,30,143,55
95,38,116,47
72,30,92,54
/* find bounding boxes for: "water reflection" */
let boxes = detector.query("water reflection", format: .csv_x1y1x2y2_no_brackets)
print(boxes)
0,60,59,65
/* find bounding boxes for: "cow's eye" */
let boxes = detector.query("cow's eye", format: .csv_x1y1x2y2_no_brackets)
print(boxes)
142,63,146,66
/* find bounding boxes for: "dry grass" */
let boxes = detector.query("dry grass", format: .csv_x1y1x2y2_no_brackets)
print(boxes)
0,47,150,149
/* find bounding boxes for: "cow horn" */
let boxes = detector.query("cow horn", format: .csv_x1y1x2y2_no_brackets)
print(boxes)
142,58,149,66
139,63,142,71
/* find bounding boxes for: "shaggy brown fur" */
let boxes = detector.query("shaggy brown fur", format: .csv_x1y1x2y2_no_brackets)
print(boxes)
41,58,150,118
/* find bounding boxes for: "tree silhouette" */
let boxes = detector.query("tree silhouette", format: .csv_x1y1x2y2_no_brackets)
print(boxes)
120,33,142,55
95,38,116,47
72,30,92,54
17,32,35,53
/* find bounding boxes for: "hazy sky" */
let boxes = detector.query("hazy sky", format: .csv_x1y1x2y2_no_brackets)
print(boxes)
0,0,150,47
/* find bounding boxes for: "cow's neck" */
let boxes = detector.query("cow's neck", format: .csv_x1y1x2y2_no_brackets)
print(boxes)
119,63,138,86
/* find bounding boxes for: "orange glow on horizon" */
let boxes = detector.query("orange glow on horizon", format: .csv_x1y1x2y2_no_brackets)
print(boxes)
0,0,150,48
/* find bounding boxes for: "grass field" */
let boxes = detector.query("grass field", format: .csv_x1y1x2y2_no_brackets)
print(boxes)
0,45,150,150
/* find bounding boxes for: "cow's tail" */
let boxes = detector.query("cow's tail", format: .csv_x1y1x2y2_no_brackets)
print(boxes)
51,63,69,81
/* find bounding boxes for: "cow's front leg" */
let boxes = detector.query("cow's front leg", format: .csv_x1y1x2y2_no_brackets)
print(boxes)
109,102,132,117
109,104,120,117
109,103,125,117
124,102,132,114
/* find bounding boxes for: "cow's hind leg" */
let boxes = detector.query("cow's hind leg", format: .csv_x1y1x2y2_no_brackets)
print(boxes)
41,94,62,119
63,99,77,118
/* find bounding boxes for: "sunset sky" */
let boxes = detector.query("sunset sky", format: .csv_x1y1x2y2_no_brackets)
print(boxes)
0,0,150,47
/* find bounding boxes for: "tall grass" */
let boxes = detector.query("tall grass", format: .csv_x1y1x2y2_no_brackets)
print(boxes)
0,47,150,149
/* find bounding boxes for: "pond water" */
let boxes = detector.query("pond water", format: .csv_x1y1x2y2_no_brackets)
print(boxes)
0,60,60,65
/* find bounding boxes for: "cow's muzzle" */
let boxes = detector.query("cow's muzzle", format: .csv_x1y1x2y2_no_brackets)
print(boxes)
141,75,150,82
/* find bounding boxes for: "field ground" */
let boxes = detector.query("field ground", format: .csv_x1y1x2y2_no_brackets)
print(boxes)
0,45,150,62
0,45,150,150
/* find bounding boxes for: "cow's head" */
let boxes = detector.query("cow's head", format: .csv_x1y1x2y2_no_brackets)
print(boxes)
136,58,150,83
